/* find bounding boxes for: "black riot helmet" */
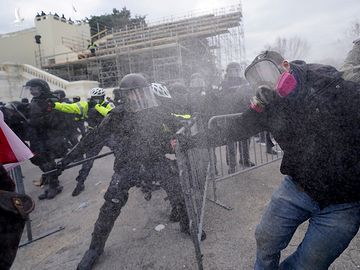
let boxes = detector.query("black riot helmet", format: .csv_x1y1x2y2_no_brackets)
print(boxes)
169,82,189,109
118,73,159,112
53,89,66,99
223,62,246,88
73,96,81,102
119,73,148,90
25,78,50,92
226,62,242,78
24,78,50,98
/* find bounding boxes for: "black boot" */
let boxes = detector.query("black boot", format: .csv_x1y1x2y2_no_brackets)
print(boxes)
38,185,63,200
72,182,85,197
46,185,63,199
38,189,48,200
77,249,101,270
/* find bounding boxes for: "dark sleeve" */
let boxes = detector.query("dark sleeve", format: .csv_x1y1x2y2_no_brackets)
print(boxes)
64,113,117,161
188,108,266,149
207,108,266,147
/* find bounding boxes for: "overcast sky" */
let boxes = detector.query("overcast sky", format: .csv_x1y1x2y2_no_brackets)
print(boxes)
0,0,359,63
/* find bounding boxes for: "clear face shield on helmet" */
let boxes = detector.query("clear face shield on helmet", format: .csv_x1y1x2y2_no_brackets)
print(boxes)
123,86,159,112
21,85,41,99
244,59,283,92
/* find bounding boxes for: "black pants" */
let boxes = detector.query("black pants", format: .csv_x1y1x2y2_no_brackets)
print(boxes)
87,161,188,254
30,152,60,189
226,139,251,170
76,143,103,184
259,132,275,152
76,137,115,184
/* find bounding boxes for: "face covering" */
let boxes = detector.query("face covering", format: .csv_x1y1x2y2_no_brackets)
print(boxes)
275,71,297,97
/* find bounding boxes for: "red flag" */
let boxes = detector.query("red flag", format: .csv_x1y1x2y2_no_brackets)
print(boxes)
0,125,18,163
0,111,33,170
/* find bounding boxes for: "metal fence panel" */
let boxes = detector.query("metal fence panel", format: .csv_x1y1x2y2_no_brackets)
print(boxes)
175,116,210,270
208,113,283,179
174,113,284,269
207,113,283,209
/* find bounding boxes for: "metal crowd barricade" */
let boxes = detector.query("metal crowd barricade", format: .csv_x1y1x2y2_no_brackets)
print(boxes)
174,113,283,269
207,113,283,210
9,165,64,247
175,116,210,270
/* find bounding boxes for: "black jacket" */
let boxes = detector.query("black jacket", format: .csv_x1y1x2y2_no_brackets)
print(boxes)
217,78,252,115
63,104,183,171
213,61,360,207
28,93,68,158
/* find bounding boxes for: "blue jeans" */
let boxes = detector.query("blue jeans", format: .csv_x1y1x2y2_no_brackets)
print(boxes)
254,176,360,270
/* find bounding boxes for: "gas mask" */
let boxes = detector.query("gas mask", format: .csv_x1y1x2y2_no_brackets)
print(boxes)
245,59,298,111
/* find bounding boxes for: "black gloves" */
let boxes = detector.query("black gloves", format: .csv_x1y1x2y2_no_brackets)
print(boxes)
250,85,279,112
256,85,278,105
88,98,101,108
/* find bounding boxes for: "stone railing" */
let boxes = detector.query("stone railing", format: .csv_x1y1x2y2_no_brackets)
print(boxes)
0,63,99,101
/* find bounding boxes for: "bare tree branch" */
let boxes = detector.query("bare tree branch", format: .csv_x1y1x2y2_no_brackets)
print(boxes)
264,36,310,60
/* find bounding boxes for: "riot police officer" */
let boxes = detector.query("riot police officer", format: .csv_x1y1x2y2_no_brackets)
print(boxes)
52,89,71,103
218,62,255,172
24,78,67,200
52,89,80,147
52,87,113,196
58,74,190,269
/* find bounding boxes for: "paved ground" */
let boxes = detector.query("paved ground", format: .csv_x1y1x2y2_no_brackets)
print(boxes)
11,152,360,270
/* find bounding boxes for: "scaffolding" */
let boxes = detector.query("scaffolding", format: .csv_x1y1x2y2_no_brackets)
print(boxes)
43,3,246,88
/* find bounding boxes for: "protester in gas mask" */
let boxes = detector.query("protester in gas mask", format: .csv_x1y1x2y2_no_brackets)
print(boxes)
192,50,360,269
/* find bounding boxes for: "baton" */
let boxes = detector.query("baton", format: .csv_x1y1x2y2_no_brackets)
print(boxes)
43,151,114,176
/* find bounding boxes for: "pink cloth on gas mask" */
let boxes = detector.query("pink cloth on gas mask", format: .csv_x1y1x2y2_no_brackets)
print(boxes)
275,72,297,97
